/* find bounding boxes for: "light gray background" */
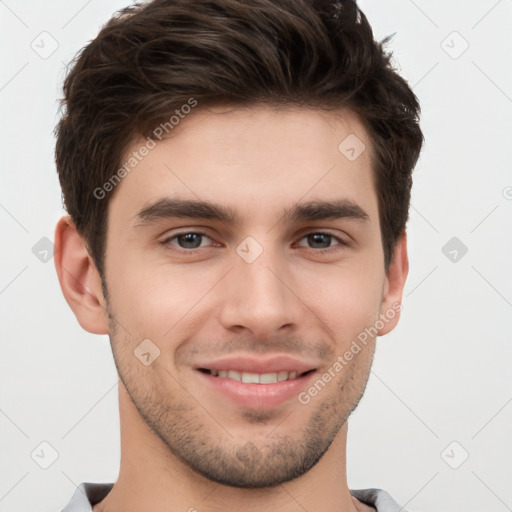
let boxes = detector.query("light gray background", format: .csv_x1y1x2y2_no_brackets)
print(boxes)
1,1,511,511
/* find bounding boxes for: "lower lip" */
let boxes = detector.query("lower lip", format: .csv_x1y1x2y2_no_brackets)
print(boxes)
196,370,317,409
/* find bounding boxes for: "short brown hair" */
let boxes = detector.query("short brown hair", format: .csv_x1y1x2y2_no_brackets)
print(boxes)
55,0,423,279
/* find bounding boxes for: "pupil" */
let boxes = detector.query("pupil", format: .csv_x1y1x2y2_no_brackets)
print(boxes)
176,233,331,249
309,233,330,248
179,233,201,248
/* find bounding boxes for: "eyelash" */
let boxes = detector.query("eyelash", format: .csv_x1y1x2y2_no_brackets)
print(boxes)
160,231,348,255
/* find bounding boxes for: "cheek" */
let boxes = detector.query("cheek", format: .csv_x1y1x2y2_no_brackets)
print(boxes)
107,236,385,344
293,262,383,339
108,256,221,337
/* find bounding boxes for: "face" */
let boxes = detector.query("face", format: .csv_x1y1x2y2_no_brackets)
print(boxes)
101,105,400,488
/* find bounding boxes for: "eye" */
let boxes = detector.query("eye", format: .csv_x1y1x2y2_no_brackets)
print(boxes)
160,230,348,255
161,231,213,251
296,232,347,251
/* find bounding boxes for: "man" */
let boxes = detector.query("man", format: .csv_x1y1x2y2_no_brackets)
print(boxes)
53,0,423,510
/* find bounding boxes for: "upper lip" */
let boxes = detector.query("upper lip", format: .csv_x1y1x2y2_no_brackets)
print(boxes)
196,355,317,375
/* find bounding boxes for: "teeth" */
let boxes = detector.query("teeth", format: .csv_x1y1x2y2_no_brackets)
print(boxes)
227,370,241,381
260,373,278,384
241,372,260,384
277,371,288,382
208,369,302,384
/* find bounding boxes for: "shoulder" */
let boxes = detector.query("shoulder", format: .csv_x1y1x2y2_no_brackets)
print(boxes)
350,488,407,512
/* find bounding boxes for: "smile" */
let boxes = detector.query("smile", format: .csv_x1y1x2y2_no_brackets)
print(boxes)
199,368,314,384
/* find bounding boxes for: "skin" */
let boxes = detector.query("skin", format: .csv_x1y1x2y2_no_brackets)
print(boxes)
54,105,408,512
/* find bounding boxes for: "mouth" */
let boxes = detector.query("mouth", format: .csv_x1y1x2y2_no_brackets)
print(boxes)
195,357,319,409
194,355,320,409
198,368,316,384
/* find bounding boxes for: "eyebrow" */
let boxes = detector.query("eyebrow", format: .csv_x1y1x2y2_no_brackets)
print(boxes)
132,197,370,228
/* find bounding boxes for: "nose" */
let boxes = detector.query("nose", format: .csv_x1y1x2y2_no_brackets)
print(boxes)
218,246,302,339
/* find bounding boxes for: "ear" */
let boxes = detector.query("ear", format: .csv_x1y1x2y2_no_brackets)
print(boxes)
53,215,109,334
377,230,409,336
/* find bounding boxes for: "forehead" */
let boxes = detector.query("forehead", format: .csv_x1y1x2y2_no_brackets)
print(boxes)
108,105,379,229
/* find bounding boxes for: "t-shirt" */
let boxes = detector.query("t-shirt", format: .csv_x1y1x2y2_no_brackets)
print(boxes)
60,482,408,511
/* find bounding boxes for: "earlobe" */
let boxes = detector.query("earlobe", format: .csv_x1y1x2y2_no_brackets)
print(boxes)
377,230,409,336
53,215,109,335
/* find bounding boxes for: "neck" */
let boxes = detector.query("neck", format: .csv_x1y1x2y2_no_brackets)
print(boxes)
94,381,363,512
